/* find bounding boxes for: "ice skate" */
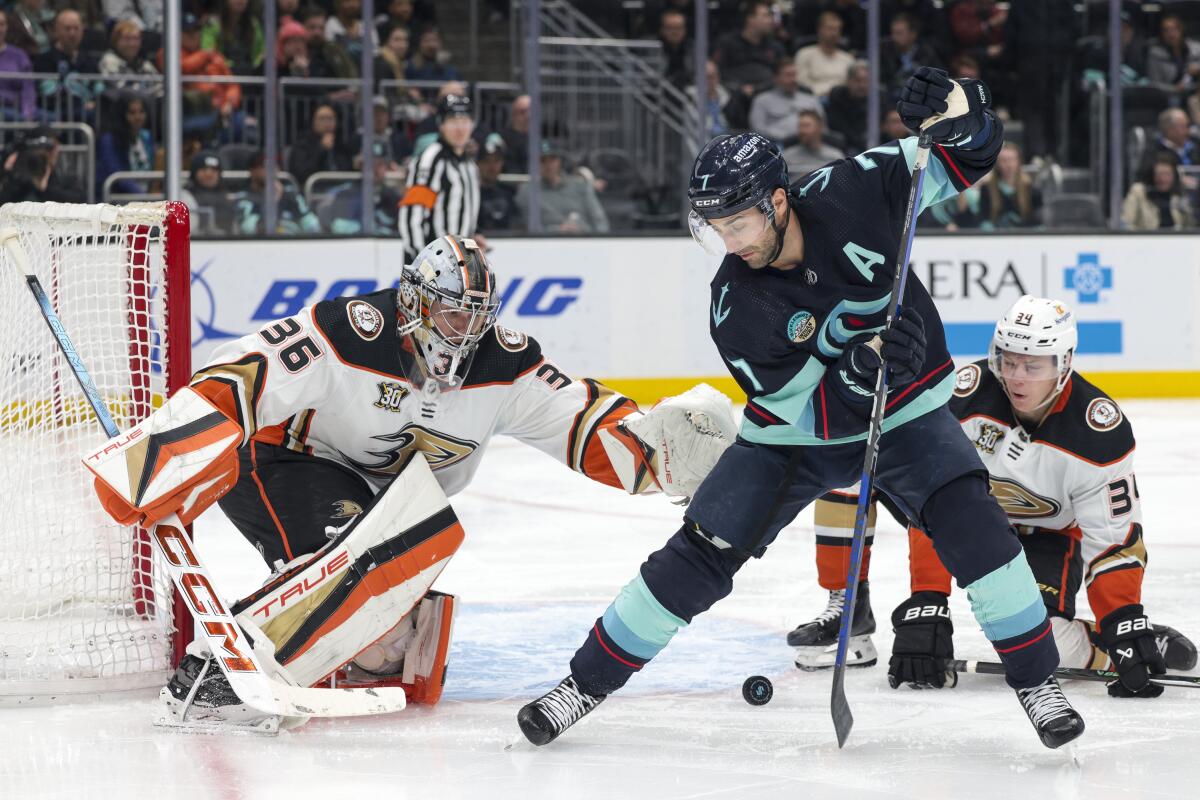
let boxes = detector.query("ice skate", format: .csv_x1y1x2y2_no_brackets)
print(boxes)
787,581,877,670
1015,675,1086,749
517,676,606,746
155,653,295,734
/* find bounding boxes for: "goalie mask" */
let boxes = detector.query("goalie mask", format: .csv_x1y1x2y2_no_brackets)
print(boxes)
398,235,499,390
988,295,1077,410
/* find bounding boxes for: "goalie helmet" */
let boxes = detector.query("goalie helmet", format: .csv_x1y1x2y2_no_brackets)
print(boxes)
398,235,499,389
988,294,1078,399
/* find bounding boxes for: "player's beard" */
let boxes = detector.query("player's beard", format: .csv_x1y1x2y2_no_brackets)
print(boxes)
745,206,790,269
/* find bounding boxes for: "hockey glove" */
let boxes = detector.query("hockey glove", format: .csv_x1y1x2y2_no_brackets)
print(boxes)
831,309,927,403
1099,604,1167,698
897,66,991,147
888,592,955,689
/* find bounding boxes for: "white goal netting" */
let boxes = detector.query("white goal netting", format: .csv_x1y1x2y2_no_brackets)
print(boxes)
0,202,191,702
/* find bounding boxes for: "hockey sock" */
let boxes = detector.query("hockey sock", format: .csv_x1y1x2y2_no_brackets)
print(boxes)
813,492,874,590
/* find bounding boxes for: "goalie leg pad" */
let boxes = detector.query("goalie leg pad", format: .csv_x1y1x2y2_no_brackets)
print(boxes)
232,455,464,688
333,590,457,704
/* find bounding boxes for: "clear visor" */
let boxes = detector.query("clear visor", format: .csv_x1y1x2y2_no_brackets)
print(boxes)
688,203,773,258
988,346,1072,402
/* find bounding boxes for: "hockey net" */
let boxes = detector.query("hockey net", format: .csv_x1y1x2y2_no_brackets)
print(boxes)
0,201,192,703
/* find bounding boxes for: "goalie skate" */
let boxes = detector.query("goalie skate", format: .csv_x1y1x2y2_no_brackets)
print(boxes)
788,581,877,671
155,653,304,735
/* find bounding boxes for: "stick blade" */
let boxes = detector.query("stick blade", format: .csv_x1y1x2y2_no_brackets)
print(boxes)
831,666,853,748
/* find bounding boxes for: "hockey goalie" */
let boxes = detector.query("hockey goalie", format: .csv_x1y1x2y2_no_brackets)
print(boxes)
83,235,736,732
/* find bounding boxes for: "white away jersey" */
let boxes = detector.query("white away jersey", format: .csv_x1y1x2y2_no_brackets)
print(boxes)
189,289,646,499
950,360,1144,621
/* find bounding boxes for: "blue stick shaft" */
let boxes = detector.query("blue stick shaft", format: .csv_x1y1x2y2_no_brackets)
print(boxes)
25,276,121,439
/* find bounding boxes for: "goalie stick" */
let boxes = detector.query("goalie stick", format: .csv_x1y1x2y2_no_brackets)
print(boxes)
6,234,406,720
831,131,932,749
951,659,1200,689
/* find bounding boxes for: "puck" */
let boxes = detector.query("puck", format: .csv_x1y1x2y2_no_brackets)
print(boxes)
742,675,773,706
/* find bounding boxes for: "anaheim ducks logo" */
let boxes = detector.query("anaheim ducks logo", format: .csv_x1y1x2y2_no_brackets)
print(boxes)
495,325,528,352
330,500,364,518
988,477,1062,519
343,424,478,477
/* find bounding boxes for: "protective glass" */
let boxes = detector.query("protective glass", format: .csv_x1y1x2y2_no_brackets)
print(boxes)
688,201,773,258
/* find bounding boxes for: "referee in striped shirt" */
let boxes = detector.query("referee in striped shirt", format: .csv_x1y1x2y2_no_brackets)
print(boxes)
398,94,482,259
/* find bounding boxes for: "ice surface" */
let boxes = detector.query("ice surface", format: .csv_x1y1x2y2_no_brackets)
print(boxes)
3,400,1198,799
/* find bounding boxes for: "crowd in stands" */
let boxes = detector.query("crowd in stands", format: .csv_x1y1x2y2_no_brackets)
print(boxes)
5,1,1200,233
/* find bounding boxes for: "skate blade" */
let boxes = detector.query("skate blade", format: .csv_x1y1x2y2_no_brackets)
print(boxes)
154,687,287,735
793,636,878,671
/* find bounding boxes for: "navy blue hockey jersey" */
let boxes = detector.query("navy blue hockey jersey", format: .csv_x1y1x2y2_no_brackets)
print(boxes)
711,130,1002,446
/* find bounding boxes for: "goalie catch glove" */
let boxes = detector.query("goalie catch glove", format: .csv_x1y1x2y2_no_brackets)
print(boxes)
599,383,737,501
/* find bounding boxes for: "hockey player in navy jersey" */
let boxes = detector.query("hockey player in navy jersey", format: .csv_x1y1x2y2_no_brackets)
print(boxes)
518,67,1086,750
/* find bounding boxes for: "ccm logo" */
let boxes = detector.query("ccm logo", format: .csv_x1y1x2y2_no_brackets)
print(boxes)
902,606,950,622
693,198,721,207
251,550,351,619
1115,617,1150,635
86,426,144,460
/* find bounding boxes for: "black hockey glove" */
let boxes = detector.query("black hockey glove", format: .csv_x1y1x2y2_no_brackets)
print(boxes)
831,309,926,403
897,66,991,147
888,592,955,689
1099,604,1167,698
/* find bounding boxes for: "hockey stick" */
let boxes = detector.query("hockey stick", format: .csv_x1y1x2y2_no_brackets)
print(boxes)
8,239,406,720
951,659,1200,689
831,132,933,748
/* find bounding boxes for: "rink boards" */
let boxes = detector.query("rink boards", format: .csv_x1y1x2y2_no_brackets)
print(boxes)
190,234,1200,402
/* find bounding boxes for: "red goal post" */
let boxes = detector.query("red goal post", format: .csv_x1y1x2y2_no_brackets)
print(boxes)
0,201,193,703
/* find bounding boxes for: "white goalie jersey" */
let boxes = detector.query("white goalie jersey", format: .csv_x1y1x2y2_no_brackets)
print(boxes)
950,360,1143,623
189,289,658,499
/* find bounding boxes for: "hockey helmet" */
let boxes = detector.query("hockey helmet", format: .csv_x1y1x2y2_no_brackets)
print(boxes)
398,235,499,389
687,132,789,258
988,294,1078,400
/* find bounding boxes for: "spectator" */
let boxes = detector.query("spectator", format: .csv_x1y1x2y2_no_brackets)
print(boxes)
98,20,161,96
686,60,735,138
881,108,911,141
0,15,36,122
277,17,312,75
184,151,233,235
164,13,244,140
749,58,823,144
826,61,880,154
405,25,461,84
948,0,1006,59
6,0,53,58
201,0,266,76
398,93,482,257
326,0,377,63
515,141,609,234
659,9,692,89
0,127,85,204
879,12,941,96
353,95,412,167
1000,0,1078,159
232,152,321,235
1122,155,1194,230
32,9,99,81
783,110,844,177
793,11,854,98
375,0,431,43
1147,108,1200,170
327,154,404,234
948,52,981,81
101,0,162,33
978,142,1040,229
300,5,357,81
500,93,531,173
376,23,410,83
712,0,786,97
817,0,867,53
477,133,516,232
287,103,355,186
1146,14,1200,92
55,1,108,55
278,0,301,23
96,94,154,197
